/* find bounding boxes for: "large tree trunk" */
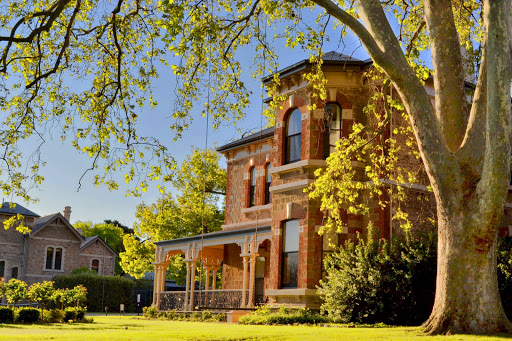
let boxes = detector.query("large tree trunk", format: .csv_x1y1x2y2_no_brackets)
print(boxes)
422,203,512,334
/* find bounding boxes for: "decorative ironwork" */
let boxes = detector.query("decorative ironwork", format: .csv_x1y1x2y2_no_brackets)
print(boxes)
159,291,186,311
197,290,249,309
159,290,250,311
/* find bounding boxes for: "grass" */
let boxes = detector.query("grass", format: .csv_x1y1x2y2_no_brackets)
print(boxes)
0,316,512,340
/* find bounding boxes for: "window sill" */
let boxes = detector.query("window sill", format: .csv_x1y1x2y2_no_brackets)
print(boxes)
43,269,64,272
269,159,326,177
241,204,271,215
265,288,318,297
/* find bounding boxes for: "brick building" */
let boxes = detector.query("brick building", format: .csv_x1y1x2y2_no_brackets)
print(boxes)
152,51,511,311
0,203,116,286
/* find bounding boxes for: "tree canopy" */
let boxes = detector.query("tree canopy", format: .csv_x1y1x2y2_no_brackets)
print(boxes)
1,0,511,335
120,147,225,280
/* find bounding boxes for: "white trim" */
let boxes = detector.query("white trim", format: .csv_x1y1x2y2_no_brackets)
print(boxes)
269,159,326,175
0,242,23,246
31,236,81,243
221,218,272,231
226,144,273,163
81,254,114,259
265,288,318,297
269,179,314,194
241,204,271,215
24,273,53,278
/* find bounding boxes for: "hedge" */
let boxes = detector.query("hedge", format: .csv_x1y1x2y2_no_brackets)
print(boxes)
0,307,14,323
17,308,40,323
54,274,135,312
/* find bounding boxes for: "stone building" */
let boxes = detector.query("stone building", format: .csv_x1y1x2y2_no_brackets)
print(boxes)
151,51,511,312
0,203,116,285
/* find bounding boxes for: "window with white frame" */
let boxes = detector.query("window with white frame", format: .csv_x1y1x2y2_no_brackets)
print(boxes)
45,246,63,270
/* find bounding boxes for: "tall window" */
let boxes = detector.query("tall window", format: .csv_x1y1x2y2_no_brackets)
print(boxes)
323,103,342,158
0,261,4,278
264,164,272,204
281,220,300,288
249,167,256,207
91,259,100,273
45,247,63,270
285,108,302,164
11,267,18,279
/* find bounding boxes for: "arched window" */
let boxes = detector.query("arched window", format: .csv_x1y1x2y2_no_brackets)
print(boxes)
45,247,54,270
323,103,342,158
0,260,5,278
45,247,63,270
264,164,272,205
285,108,302,164
91,259,100,273
249,167,256,207
11,267,18,279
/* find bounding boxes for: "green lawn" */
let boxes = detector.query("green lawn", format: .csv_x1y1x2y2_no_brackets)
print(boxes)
0,316,511,340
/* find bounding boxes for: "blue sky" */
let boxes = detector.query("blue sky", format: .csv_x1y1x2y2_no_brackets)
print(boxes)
11,17,374,228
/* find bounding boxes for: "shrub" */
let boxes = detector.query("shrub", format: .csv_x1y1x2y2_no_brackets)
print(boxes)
4,279,28,307
41,309,64,323
0,307,14,323
62,307,86,322
238,307,328,325
143,305,158,318
27,281,55,311
54,274,134,312
318,226,436,325
17,308,40,323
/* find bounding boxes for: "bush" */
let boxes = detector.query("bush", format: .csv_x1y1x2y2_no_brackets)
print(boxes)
318,227,436,325
54,274,134,312
63,307,86,322
143,305,158,318
41,309,64,323
0,307,14,323
17,308,40,323
238,306,328,325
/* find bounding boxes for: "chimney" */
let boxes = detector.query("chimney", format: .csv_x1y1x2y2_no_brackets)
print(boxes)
63,206,71,222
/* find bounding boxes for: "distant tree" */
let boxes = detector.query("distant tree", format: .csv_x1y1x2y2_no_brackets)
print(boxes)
120,148,225,281
104,219,135,236
74,221,126,275
119,234,156,280
4,279,27,308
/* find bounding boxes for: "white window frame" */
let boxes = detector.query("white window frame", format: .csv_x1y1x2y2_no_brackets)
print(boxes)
44,245,65,272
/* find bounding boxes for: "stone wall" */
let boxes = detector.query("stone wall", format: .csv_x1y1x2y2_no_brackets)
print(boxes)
79,239,116,276
0,219,25,281
24,218,82,285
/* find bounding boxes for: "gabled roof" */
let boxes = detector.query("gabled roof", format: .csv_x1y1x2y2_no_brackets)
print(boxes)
216,127,275,153
30,212,84,241
0,202,40,218
80,235,117,256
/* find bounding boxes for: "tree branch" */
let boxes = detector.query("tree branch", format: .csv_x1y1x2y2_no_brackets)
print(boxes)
424,0,467,152
475,0,512,236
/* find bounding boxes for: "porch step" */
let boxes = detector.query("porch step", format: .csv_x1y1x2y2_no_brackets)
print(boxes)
226,310,252,323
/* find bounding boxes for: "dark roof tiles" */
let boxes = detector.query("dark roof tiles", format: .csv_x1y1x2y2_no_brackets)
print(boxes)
0,202,40,218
